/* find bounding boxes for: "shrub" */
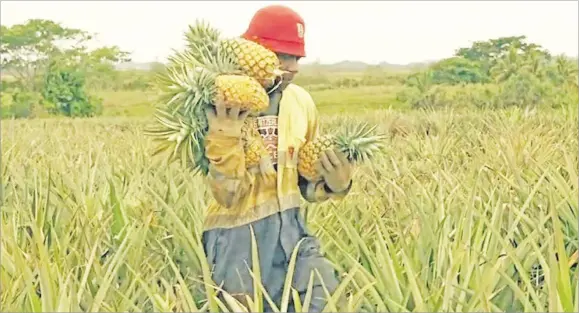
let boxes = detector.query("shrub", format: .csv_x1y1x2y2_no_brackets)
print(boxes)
41,61,103,117
0,89,43,119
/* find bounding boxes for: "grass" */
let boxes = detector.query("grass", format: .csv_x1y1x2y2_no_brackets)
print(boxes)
92,84,409,118
95,90,160,117
1,105,577,312
311,85,408,114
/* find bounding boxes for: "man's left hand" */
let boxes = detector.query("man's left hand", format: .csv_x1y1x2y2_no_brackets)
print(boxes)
315,148,353,193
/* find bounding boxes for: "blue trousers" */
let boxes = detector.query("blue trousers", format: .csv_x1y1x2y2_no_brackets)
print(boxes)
201,207,340,312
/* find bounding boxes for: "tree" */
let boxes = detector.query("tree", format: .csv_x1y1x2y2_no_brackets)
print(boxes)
489,45,525,83
0,19,131,117
0,19,89,91
454,35,551,80
429,57,486,84
455,35,550,63
81,46,131,89
398,70,445,109
549,55,578,87
41,57,103,117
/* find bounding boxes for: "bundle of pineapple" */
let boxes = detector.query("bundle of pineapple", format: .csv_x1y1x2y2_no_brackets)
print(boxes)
146,20,388,182
297,121,388,183
145,20,284,175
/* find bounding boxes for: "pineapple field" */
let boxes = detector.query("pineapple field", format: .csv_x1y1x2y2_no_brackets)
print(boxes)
2,17,579,313
1,106,578,312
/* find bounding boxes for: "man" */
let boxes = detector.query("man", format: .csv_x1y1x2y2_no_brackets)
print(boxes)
202,5,354,312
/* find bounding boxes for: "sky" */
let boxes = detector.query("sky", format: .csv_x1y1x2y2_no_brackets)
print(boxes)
1,0,578,65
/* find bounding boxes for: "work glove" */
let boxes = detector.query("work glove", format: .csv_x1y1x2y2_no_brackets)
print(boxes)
205,102,250,138
315,148,353,193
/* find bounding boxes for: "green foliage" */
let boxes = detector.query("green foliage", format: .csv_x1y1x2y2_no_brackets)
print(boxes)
1,109,577,312
495,71,548,108
2,21,577,119
40,60,103,117
81,46,132,90
429,57,487,84
398,35,578,111
455,35,551,75
546,55,579,87
0,19,91,91
398,74,577,111
0,18,130,118
421,35,558,86
0,88,43,119
397,71,442,109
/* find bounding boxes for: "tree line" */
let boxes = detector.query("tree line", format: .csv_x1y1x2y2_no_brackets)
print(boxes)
0,19,147,118
398,35,578,109
1,20,577,119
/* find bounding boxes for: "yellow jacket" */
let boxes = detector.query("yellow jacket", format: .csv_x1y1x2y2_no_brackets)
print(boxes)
202,84,351,231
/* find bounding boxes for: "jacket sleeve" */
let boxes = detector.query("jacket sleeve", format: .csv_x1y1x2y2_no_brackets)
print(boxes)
204,130,254,208
298,93,353,203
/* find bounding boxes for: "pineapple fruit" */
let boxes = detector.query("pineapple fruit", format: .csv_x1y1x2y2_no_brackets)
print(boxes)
146,19,282,176
240,117,269,168
220,38,286,89
213,74,269,112
179,19,285,91
298,123,387,182
160,56,270,115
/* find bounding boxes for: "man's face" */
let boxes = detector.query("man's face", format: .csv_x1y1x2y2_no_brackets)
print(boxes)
276,53,301,90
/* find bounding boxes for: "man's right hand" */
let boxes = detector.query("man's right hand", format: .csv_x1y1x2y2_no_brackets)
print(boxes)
205,101,251,137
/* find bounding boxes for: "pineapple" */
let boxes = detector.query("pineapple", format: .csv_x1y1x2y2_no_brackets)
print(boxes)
240,117,269,168
145,20,279,176
144,109,268,176
297,123,387,182
214,74,269,112
220,38,286,89
157,64,270,117
159,20,277,115
147,67,270,175
180,19,286,90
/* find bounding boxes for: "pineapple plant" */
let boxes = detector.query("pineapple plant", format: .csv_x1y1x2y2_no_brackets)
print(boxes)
145,20,280,176
297,122,387,182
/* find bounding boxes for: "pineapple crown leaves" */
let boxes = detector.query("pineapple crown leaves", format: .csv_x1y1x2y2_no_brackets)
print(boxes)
144,108,202,145
179,20,241,75
333,122,388,163
184,19,221,50
183,19,222,66
146,19,260,177
156,57,218,118
144,107,211,176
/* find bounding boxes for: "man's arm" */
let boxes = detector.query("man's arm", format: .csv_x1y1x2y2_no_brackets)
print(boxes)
299,93,353,203
204,131,254,208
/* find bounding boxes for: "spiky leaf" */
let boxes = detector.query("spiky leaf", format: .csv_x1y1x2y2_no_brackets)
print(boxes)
144,108,211,175
184,19,221,61
146,18,274,176
334,122,388,163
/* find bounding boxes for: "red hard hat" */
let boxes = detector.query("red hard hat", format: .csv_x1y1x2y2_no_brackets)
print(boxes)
242,5,306,57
